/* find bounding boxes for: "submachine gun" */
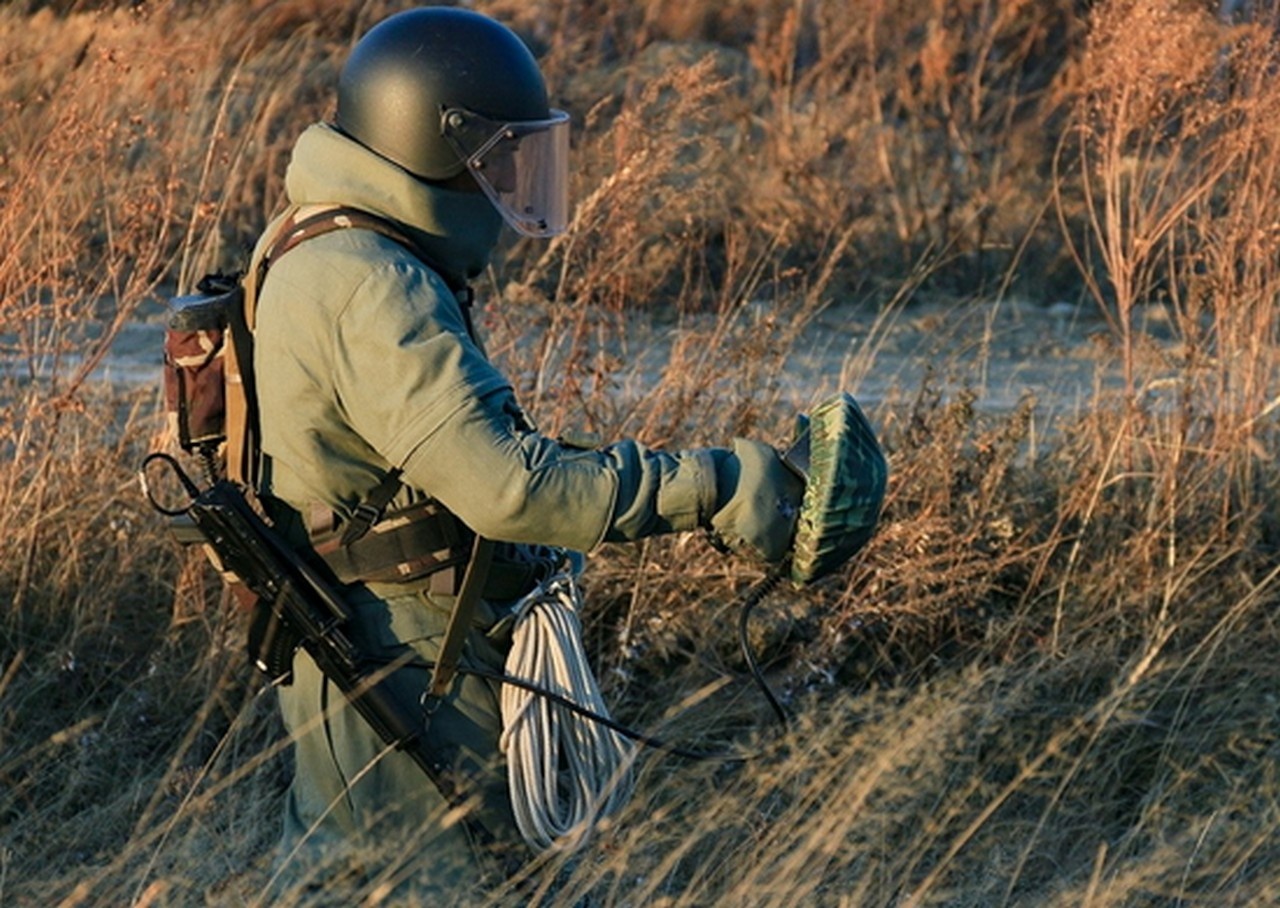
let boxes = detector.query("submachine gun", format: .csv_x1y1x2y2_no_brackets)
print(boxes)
138,452,497,847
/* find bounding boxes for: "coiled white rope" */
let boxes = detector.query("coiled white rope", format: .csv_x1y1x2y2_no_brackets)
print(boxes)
500,571,636,852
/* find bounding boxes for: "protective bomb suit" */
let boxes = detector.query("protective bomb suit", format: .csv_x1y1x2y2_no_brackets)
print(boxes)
254,8,809,898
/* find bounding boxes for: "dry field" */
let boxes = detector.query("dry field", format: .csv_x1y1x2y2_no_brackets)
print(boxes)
3,1,1279,905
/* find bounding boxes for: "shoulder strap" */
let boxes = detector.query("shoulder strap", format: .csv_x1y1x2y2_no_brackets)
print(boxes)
224,205,427,488
428,535,496,699
245,205,426,332
223,206,296,488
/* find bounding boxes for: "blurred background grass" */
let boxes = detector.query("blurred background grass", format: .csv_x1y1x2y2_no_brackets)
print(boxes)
2,0,1279,905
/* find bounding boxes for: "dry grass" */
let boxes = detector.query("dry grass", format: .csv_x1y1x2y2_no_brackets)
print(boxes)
3,0,1279,905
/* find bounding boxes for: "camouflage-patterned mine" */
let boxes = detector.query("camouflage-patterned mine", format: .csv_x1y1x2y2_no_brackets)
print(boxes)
790,392,888,586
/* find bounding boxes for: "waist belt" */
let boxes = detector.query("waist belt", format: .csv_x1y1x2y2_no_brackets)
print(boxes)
309,499,549,600
311,498,471,585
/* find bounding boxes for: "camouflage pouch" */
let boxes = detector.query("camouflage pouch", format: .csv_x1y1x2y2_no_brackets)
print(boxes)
786,392,888,586
162,274,241,453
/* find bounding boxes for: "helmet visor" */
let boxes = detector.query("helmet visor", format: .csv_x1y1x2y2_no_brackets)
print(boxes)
442,107,570,238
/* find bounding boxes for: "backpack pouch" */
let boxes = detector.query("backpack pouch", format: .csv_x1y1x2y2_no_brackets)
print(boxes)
163,274,242,453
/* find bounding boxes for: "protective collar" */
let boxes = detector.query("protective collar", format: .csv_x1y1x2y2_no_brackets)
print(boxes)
284,122,503,282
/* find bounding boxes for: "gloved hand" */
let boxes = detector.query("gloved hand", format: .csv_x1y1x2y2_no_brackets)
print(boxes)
708,438,806,564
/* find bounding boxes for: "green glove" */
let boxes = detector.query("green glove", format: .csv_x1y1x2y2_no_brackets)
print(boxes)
708,438,806,564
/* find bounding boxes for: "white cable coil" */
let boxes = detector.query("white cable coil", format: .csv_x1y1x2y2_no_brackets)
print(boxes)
500,571,635,852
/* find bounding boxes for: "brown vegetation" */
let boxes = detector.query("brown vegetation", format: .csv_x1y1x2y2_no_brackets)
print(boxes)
2,1,1279,905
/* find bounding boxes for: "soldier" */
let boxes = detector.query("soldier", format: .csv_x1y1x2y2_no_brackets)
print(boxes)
249,5,839,901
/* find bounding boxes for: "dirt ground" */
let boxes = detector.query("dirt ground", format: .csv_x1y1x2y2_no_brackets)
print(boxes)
83,292,1174,436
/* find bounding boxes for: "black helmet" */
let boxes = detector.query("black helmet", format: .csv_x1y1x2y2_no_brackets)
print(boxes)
336,7,570,237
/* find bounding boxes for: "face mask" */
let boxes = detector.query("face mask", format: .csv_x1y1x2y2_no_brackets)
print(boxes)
441,106,571,237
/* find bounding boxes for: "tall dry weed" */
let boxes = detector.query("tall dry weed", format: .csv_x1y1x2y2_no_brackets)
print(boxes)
3,1,1280,906
1049,0,1280,629
730,0,1083,297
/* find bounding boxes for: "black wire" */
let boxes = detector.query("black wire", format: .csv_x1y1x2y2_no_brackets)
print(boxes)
366,567,793,764
366,652,747,763
738,567,790,728
460,662,748,763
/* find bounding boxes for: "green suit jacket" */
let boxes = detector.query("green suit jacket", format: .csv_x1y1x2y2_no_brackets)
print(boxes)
254,122,724,555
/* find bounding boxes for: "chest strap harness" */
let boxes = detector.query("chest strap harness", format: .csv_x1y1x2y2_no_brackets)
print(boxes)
245,205,510,697
305,490,546,601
